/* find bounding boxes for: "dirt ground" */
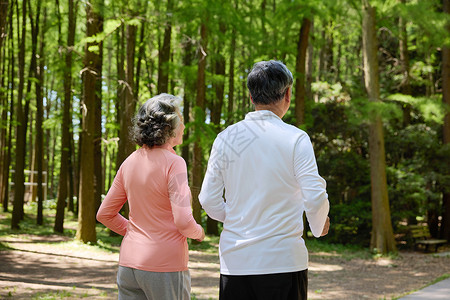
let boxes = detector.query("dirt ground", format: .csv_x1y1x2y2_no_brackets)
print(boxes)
0,234,449,300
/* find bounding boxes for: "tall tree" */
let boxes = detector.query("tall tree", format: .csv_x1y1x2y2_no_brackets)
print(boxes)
441,0,450,241
76,0,103,243
294,17,311,127
11,0,28,229
113,6,138,221
2,0,14,213
0,0,7,54
116,15,138,171
0,0,8,211
362,0,397,253
134,0,149,99
115,25,126,169
192,21,208,225
398,0,412,127
157,0,172,94
35,0,44,225
55,0,76,232
207,20,226,236
181,32,195,164
227,24,236,125
305,19,314,103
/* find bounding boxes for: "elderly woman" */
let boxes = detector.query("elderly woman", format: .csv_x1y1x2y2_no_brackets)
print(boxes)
97,93,205,300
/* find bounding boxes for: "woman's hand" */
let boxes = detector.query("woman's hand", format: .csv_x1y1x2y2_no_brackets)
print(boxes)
196,227,206,242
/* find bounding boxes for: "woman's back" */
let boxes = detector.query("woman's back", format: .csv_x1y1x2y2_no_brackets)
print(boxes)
99,146,202,272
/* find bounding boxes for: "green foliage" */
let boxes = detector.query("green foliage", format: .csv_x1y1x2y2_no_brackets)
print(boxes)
385,121,450,226
306,75,449,245
399,0,450,48
183,106,218,152
387,94,446,124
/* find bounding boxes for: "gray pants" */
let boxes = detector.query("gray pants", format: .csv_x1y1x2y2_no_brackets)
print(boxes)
117,266,191,300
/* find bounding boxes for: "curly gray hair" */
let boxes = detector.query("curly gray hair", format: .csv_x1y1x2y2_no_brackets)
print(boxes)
131,93,182,147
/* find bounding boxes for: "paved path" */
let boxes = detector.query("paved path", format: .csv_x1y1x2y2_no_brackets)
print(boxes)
399,278,450,299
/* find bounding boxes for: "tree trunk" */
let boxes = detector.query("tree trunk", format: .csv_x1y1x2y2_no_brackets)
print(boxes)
11,0,28,229
76,0,103,243
28,113,35,203
23,0,39,206
0,0,7,55
181,34,194,164
398,0,412,126
261,0,266,43
362,0,397,253
318,30,326,81
211,25,226,128
115,26,126,170
227,25,236,125
294,18,311,127
114,21,137,220
207,23,226,236
55,0,75,232
134,11,147,99
192,21,208,226
305,20,314,103
116,24,136,168
3,5,14,212
45,78,54,198
0,0,8,211
68,0,78,213
441,0,450,241
68,123,76,211
0,66,6,210
94,49,103,214
157,0,172,94
33,1,44,225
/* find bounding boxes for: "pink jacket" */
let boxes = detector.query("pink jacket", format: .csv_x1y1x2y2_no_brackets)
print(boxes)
97,145,203,272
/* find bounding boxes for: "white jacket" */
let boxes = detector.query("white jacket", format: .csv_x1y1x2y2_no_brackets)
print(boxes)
199,110,329,275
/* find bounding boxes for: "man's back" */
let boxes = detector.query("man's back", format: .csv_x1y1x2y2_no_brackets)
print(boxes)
200,110,328,275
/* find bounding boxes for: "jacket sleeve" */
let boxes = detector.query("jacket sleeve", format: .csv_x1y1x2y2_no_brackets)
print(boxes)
96,167,129,236
294,134,329,238
199,137,226,222
168,156,204,239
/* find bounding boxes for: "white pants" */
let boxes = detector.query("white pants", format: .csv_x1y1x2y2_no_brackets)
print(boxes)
117,266,191,300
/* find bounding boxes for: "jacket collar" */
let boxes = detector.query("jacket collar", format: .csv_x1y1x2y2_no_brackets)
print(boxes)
245,110,281,121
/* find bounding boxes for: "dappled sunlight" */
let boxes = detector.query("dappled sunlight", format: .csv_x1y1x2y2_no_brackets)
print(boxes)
309,261,343,272
189,249,220,300
310,251,341,257
375,257,394,266
1,237,119,263
0,248,118,299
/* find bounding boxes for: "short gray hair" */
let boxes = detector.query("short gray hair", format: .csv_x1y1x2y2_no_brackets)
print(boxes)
132,93,182,147
247,60,293,105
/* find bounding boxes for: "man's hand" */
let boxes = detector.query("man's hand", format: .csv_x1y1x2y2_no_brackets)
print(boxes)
320,217,330,237
196,227,206,242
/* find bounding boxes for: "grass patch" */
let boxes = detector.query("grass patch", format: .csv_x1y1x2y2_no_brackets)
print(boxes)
188,235,219,253
305,238,372,260
31,290,74,299
0,200,77,237
428,273,450,285
0,201,122,254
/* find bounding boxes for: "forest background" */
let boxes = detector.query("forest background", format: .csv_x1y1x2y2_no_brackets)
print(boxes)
0,0,449,255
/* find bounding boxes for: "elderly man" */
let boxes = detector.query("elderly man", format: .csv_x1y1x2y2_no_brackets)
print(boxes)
199,60,330,300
